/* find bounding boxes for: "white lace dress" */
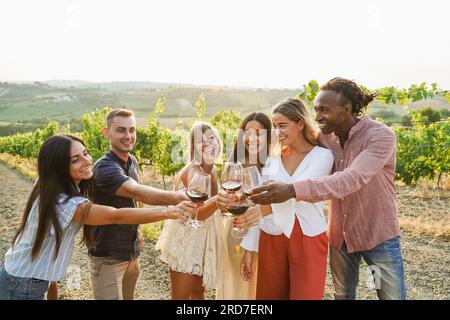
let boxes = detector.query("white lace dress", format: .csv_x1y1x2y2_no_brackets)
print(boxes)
155,164,222,289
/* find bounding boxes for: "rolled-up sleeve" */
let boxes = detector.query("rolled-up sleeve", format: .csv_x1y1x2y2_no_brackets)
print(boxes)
294,129,396,203
53,195,90,234
240,226,260,252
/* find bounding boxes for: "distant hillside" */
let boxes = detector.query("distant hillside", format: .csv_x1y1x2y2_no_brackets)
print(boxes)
43,80,190,90
0,81,299,126
0,81,448,130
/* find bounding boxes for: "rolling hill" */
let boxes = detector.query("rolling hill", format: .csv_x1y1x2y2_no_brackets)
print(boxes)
0,81,448,130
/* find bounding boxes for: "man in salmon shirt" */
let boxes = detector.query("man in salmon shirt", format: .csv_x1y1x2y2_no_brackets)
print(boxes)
228,77,406,300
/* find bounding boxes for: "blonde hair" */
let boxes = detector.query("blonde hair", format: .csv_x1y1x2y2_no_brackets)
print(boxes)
106,108,134,128
188,122,222,163
273,98,318,146
174,122,223,190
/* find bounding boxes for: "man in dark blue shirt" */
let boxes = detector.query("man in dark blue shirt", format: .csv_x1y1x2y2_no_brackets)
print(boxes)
89,108,187,300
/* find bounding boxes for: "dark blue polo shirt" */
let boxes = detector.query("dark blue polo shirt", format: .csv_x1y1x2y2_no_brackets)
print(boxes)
89,150,140,261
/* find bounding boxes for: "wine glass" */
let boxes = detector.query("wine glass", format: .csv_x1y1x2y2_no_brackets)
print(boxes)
185,172,211,230
220,161,243,218
230,166,264,238
244,166,265,225
242,166,263,198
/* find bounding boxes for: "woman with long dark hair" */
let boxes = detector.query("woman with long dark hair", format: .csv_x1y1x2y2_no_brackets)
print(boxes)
0,134,193,300
221,99,334,299
215,112,272,300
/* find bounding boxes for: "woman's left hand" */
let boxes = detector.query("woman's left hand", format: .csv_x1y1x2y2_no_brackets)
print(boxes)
216,190,238,211
233,206,262,229
240,250,255,281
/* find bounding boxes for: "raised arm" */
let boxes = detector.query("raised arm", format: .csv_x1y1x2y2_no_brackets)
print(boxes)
233,204,272,229
195,196,220,220
292,128,396,202
72,201,195,225
116,179,187,206
251,129,395,204
94,160,187,206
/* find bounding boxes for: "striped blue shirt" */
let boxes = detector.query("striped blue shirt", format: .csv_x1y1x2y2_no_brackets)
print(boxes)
4,194,89,281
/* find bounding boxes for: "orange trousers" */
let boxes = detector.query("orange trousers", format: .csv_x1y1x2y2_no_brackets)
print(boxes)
256,219,328,300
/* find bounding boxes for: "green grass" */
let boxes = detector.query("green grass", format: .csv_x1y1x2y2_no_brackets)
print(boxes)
141,221,164,241
0,153,36,180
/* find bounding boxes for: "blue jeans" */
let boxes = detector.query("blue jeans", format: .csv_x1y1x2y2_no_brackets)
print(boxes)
330,236,406,300
0,264,49,300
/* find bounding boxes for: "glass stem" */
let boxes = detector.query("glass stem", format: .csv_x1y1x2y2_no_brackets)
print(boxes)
194,207,199,221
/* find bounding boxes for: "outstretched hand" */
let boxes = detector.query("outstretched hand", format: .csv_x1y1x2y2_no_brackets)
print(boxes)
174,189,189,203
249,181,296,205
167,201,196,222
216,190,240,212
233,206,262,229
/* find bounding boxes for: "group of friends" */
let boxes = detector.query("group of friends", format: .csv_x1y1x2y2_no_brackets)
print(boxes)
0,77,406,300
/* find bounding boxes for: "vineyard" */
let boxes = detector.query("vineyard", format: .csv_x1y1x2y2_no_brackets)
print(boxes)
0,81,448,189
0,81,449,300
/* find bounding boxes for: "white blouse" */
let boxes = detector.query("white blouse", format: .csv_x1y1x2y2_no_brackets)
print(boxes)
241,146,334,252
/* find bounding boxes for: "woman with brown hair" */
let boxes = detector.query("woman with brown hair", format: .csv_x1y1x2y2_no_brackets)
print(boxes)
221,99,334,299
0,134,193,300
215,112,272,300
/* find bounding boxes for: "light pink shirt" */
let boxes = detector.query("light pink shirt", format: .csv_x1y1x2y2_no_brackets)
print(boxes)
293,116,401,252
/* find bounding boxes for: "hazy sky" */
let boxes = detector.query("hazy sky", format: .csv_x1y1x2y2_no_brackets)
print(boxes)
1,0,449,89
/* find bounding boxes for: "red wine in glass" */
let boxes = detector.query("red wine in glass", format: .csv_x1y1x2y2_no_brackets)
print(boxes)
186,191,209,203
230,166,264,239
185,172,211,229
228,206,249,215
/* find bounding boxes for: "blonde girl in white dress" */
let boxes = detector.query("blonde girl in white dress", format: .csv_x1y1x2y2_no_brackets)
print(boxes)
156,122,223,300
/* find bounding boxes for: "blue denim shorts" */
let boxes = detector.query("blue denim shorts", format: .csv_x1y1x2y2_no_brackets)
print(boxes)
0,263,49,300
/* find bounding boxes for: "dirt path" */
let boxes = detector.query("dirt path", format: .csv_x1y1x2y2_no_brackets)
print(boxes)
0,161,448,300
0,162,204,300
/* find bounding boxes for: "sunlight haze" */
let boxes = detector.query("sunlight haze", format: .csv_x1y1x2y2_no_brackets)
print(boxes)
1,0,449,89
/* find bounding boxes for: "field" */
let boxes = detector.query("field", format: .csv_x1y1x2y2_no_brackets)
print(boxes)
1,81,449,133
0,80,448,300
0,160,448,300
0,82,299,128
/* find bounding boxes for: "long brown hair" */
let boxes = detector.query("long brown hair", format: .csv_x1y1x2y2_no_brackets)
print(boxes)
12,134,94,260
231,112,272,168
273,98,318,146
